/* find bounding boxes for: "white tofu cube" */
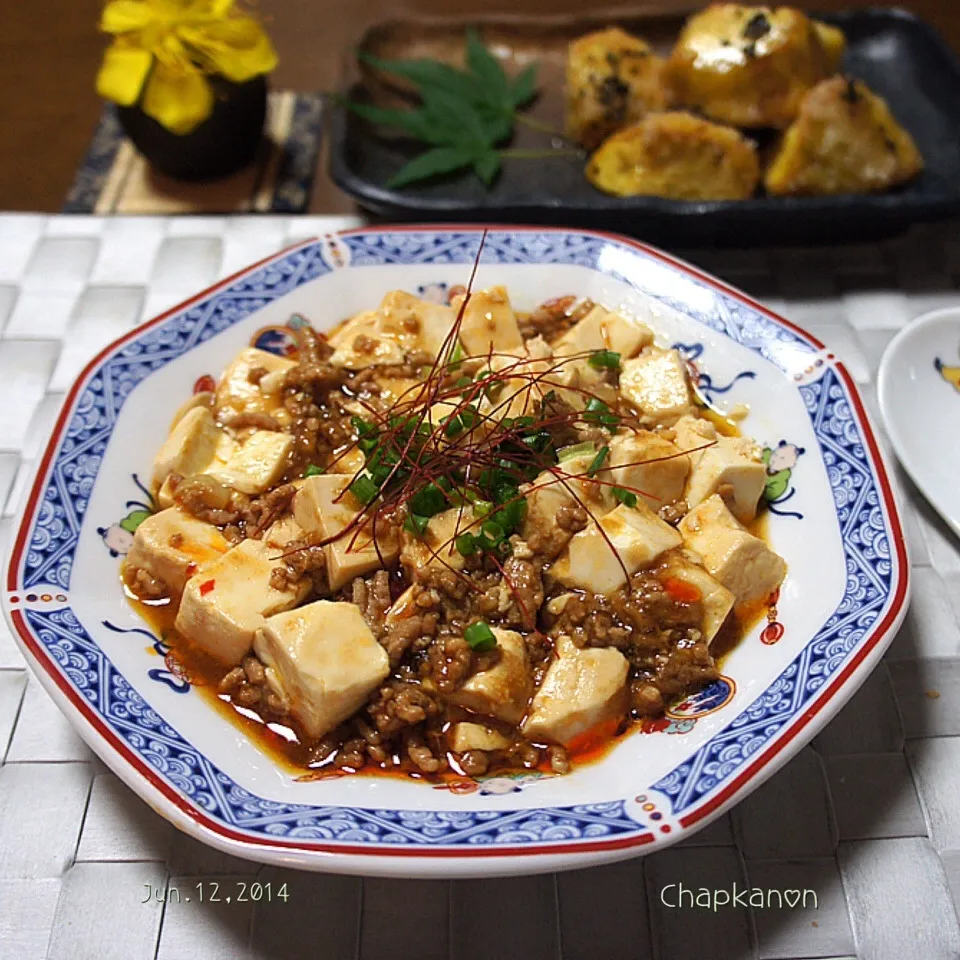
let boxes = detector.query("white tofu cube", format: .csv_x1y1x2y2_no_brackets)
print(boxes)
377,290,457,357
263,513,305,550
522,637,629,747
658,554,735,645
330,292,456,367
671,414,718,468
215,347,296,418
151,406,222,492
522,455,612,558
156,475,177,510
329,310,406,369
175,539,309,665
685,435,767,523
448,722,512,753
482,336,559,420
253,600,390,740
679,495,786,609
604,431,690,510
330,446,366,476
552,305,653,359
620,347,694,424
125,507,230,597
293,475,398,591
169,392,214,432
400,507,468,575
453,286,524,357
329,309,381,350
207,429,293,495
447,628,532,724
550,501,682,595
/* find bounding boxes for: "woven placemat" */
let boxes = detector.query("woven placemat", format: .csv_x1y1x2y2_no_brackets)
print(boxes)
63,93,324,216
1,214,960,959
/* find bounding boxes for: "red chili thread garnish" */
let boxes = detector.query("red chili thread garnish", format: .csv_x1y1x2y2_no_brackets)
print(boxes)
274,237,719,607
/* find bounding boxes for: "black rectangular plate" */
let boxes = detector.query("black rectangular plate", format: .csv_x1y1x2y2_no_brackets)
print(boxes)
328,9,960,247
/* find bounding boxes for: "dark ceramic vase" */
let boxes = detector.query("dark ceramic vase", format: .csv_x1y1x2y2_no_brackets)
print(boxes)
117,74,268,182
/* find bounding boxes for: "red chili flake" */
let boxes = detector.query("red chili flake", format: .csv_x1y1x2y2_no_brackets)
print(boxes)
199,579,216,596
185,562,198,578
193,374,216,394
662,576,702,605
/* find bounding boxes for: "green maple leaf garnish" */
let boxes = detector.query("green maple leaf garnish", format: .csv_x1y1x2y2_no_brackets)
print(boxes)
341,28,576,189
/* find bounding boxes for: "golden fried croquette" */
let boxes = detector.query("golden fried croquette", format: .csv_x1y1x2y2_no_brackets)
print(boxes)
663,5,837,129
813,20,846,72
586,111,760,200
764,76,923,196
565,27,667,150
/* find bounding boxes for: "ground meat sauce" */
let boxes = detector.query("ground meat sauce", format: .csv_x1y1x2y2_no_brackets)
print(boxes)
125,292,779,782
543,563,720,717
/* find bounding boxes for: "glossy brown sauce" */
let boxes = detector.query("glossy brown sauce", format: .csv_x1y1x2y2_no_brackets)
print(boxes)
128,566,768,781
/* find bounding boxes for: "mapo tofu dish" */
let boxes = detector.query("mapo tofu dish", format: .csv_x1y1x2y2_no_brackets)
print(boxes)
123,286,786,779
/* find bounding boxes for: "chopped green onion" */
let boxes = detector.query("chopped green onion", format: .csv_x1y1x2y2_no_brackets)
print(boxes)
588,446,610,477
559,441,596,462
496,497,527,534
454,375,473,389
409,483,447,518
481,520,505,544
612,486,638,508
352,415,380,455
459,405,478,428
455,533,478,556
473,499,493,517
521,431,552,454
448,340,464,368
583,397,619,427
503,415,535,431
477,369,503,400
348,474,379,505
368,461,393,486
589,349,622,371
443,415,463,438
464,621,497,652
403,513,430,535
303,464,324,477
351,415,378,438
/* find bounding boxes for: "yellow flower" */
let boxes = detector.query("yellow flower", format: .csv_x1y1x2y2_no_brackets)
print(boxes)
96,0,278,134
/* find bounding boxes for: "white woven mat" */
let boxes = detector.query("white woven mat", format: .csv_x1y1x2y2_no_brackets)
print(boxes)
1,214,960,960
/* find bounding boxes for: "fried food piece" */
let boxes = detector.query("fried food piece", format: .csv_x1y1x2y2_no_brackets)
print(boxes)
663,5,838,129
813,20,846,72
565,27,667,150
765,76,923,196
586,112,760,200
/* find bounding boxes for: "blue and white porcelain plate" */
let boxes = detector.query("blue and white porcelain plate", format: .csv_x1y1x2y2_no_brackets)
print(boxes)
2,226,909,878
